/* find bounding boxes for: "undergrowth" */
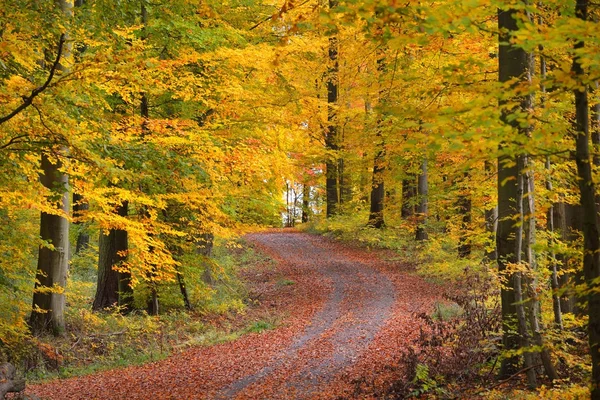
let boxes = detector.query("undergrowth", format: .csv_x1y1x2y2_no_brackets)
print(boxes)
8,239,277,383
304,213,590,399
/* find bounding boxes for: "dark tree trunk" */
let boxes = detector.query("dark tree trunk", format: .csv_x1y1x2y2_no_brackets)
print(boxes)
497,4,530,378
198,233,215,286
484,161,498,261
93,230,120,310
571,1,600,395
93,202,130,311
546,159,563,330
368,51,386,229
401,177,416,219
72,192,89,254
177,270,192,311
325,0,339,218
553,203,583,314
415,158,428,241
115,202,132,312
302,184,310,223
368,143,385,228
457,173,472,258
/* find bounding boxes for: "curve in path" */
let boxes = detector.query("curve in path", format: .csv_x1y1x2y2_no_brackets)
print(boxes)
28,231,406,400
218,232,395,399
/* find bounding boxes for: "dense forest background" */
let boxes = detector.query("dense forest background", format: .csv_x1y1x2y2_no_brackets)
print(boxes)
1,0,600,398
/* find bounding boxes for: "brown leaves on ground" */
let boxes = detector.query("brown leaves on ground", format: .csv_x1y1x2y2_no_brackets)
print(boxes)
29,230,440,399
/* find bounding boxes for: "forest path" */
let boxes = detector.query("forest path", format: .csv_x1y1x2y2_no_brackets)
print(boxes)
30,230,438,399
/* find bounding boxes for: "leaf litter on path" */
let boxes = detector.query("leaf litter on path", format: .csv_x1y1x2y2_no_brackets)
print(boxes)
29,230,439,399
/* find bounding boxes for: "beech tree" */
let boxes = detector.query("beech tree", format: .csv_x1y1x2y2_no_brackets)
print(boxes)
29,0,73,336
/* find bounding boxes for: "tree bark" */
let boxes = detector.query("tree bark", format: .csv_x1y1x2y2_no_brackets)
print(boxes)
545,158,563,330
93,230,120,310
115,202,132,312
571,1,600,396
93,202,129,311
457,173,472,258
30,155,70,336
415,158,428,241
368,145,385,229
401,177,416,219
497,4,529,377
522,156,559,382
325,0,339,218
198,233,215,286
72,193,89,254
302,184,310,223
514,156,537,388
30,0,73,335
484,161,498,261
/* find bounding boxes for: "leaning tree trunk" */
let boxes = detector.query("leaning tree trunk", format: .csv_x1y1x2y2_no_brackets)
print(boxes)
571,0,600,396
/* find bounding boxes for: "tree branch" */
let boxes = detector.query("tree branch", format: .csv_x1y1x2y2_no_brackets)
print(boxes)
0,34,66,125
249,0,312,31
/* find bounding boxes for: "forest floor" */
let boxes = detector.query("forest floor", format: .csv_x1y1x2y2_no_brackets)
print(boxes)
27,229,440,399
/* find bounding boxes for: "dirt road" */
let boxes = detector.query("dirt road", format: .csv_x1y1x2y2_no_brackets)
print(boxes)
30,231,438,399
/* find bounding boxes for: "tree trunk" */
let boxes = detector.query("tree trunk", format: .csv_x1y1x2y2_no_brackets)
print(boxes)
339,157,352,206
571,1,600,395
368,141,385,228
177,269,192,311
545,158,563,330
198,233,215,286
552,202,583,314
325,0,339,218
457,173,472,258
484,161,498,261
522,156,559,382
93,201,130,311
497,3,530,377
415,158,428,241
302,184,310,223
116,202,132,312
514,156,537,388
30,157,70,336
93,230,120,310
72,192,89,254
30,1,73,336
401,177,416,219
